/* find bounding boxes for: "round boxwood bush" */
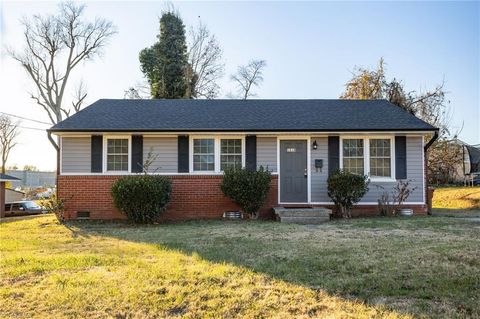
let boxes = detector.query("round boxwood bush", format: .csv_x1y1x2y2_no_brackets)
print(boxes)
111,175,172,223
327,169,369,218
220,166,271,219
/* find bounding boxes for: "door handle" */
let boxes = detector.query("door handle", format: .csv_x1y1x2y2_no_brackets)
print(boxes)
304,168,307,177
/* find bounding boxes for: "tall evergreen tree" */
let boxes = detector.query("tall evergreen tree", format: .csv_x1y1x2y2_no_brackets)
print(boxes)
139,11,188,99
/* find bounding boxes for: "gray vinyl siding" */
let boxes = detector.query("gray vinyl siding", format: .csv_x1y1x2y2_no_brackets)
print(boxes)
310,137,330,202
61,137,91,173
257,137,277,172
359,136,424,203
143,137,177,173
309,136,425,203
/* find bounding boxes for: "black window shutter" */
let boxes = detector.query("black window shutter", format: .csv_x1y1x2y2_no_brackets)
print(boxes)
328,136,340,176
395,136,407,179
91,135,103,173
245,135,257,171
178,135,189,173
131,135,143,173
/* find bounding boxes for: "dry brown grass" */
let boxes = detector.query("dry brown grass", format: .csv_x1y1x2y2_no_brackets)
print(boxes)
433,186,480,210
1,215,479,318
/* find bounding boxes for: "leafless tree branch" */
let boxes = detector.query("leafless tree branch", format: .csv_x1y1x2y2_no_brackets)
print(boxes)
187,21,224,99
0,116,20,174
7,1,117,124
230,59,267,99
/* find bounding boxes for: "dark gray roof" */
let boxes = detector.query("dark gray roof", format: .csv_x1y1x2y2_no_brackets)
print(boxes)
49,99,437,132
0,173,20,181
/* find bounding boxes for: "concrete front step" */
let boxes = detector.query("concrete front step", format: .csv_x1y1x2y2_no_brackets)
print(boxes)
274,207,331,217
274,207,332,224
279,216,330,225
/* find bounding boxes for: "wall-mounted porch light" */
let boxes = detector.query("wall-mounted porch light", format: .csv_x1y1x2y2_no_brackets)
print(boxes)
312,140,318,150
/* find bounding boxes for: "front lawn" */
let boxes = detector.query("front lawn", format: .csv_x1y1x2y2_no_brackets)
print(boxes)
1,215,479,318
433,186,480,210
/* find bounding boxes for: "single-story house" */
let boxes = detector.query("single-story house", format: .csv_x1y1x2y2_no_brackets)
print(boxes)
5,188,25,203
48,99,438,220
0,173,21,218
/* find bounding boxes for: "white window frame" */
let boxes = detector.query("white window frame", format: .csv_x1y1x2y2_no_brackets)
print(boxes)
340,136,395,182
191,136,216,173
189,135,246,174
103,135,132,174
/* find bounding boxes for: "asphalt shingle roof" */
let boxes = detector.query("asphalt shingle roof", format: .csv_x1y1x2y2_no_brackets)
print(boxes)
49,99,437,132
0,173,20,181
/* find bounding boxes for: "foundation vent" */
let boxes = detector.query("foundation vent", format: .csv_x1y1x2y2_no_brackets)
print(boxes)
223,211,243,219
76,211,90,220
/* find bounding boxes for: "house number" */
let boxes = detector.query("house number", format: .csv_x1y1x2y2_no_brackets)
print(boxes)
287,148,296,153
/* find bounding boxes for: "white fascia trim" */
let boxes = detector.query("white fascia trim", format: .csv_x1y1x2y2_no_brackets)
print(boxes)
60,172,280,176
53,131,434,137
59,136,63,175
422,137,426,204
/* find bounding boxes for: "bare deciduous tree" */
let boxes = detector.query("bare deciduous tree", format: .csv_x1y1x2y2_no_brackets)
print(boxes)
0,116,19,174
124,82,150,99
231,59,267,99
340,58,386,100
340,58,460,184
187,21,224,99
8,1,116,124
69,81,88,117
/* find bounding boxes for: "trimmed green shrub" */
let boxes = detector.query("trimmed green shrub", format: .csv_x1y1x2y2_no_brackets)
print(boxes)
327,170,370,218
220,166,271,219
111,175,172,223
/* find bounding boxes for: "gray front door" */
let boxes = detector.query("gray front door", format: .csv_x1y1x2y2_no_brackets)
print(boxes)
280,140,308,203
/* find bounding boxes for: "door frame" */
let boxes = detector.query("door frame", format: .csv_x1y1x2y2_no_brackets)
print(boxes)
277,136,311,204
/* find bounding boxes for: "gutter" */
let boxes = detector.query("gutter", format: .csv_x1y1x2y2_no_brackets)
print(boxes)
47,131,59,151
424,130,439,151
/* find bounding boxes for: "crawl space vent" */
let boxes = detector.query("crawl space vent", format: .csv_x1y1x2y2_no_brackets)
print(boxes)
76,211,90,220
223,211,243,219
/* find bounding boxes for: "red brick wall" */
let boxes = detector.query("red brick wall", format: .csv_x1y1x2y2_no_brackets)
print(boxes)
57,174,427,221
327,204,428,216
280,204,428,216
57,175,278,221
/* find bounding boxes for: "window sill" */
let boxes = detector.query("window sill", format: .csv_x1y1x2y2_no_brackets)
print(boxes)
369,177,397,183
191,171,222,175
104,171,131,175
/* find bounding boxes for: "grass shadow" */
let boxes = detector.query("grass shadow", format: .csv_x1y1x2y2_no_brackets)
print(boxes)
66,216,480,318
431,208,480,218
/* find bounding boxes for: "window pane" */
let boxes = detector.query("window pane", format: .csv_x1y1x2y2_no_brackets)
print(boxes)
342,139,364,175
106,138,129,171
343,139,363,157
220,139,242,171
343,158,364,175
193,139,215,171
370,139,391,177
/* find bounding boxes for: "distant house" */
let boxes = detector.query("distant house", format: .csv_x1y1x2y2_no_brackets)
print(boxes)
6,170,56,189
49,99,438,220
0,173,21,218
5,188,25,202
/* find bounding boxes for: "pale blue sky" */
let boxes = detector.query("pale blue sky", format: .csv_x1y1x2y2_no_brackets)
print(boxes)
0,1,479,170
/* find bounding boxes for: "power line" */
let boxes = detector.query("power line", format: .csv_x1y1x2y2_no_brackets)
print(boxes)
0,111,51,125
8,124,46,132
